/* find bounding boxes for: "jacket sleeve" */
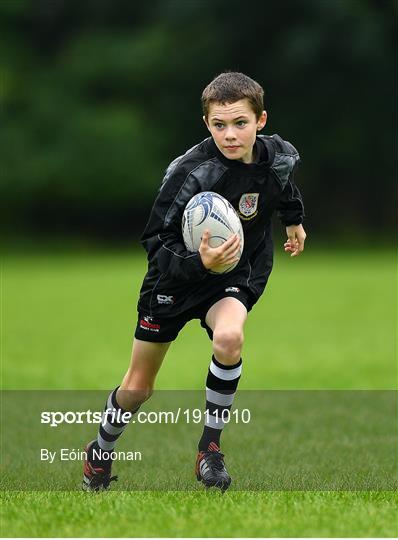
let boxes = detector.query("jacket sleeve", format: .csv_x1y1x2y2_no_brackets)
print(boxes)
276,164,305,226
140,165,208,282
271,135,305,227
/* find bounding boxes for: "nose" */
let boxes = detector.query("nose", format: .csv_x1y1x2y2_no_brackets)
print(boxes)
225,126,237,141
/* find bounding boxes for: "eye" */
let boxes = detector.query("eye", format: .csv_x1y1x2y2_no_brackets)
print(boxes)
236,120,247,127
214,122,225,129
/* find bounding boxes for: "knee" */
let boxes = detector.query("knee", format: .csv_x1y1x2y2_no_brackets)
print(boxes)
117,382,153,412
213,327,243,365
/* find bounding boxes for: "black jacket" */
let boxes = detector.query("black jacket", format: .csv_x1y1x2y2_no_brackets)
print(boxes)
138,134,304,316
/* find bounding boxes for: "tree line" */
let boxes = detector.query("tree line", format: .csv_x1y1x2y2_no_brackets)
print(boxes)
1,0,395,238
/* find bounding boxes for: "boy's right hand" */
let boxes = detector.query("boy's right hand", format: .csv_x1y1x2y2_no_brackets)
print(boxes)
199,230,241,271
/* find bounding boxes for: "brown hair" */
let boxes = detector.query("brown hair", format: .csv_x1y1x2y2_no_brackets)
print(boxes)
201,72,264,120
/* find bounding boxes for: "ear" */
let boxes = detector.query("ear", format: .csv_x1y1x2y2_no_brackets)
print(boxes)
257,110,267,131
203,115,211,132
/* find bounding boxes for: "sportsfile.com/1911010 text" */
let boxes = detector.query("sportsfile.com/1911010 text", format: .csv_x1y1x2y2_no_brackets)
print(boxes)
40,408,252,427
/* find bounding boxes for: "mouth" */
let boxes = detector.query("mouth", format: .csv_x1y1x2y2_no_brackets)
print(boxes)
224,145,241,150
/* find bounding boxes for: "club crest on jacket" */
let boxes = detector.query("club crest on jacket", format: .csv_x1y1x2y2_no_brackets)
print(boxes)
238,193,259,220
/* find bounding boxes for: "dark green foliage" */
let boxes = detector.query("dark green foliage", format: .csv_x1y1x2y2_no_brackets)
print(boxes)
1,0,396,236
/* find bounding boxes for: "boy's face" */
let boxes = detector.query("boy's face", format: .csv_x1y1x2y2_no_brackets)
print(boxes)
204,99,267,164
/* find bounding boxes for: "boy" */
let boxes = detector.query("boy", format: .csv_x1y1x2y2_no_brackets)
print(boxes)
83,72,306,492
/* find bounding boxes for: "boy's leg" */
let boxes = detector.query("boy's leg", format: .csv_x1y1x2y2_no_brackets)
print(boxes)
83,338,170,491
206,296,247,364
196,297,247,490
96,338,170,445
199,297,246,447
118,338,171,409
96,338,171,453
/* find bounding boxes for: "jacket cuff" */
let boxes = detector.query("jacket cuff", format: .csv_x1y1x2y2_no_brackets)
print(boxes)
282,217,303,226
192,252,209,279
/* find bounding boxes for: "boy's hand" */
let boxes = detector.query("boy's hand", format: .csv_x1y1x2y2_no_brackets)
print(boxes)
199,230,241,270
284,224,307,257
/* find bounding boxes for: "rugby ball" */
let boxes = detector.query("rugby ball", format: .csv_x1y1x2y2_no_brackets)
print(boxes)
182,191,244,274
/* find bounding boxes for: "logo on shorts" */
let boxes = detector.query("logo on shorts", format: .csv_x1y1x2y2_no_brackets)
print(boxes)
239,193,259,220
225,287,240,293
157,294,174,305
140,316,161,332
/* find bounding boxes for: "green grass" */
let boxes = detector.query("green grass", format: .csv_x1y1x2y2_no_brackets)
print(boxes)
1,491,397,537
1,247,396,537
3,248,395,389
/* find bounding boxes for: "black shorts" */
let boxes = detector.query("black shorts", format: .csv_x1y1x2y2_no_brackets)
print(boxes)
134,286,254,343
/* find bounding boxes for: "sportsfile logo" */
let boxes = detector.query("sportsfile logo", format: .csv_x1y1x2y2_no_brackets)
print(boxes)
41,408,133,427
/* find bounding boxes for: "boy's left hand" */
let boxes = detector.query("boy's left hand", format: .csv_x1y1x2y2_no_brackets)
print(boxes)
284,224,307,257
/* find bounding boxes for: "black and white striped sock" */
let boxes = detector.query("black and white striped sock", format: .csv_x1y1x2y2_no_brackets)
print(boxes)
89,387,138,466
198,355,242,452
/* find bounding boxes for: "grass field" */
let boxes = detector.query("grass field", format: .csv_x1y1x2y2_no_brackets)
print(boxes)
1,246,397,537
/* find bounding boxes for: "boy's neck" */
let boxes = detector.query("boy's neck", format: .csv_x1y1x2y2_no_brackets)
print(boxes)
239,143,257,164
